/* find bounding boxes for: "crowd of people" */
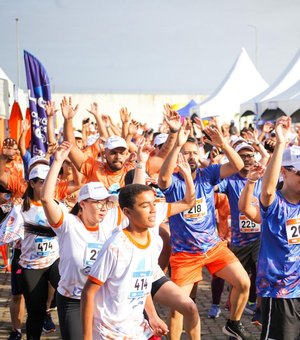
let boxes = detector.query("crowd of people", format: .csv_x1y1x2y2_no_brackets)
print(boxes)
0,97,299,340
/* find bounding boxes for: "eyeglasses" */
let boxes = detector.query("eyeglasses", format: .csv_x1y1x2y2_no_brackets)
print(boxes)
284,166,300,176
240,154,254,160
86,199,114,210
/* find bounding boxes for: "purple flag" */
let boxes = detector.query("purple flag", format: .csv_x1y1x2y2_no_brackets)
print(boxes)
24,50,51,156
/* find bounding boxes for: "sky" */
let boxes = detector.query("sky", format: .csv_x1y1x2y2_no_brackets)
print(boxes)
1,0,300,95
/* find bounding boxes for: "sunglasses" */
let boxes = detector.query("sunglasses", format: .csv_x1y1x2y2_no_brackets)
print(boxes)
284,166,300,176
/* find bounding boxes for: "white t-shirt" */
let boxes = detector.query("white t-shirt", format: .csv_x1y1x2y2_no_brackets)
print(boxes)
53,207,122,299
88,228,164,339
19,202,59,269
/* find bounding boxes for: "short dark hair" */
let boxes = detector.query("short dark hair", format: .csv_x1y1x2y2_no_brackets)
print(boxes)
119,184,152,210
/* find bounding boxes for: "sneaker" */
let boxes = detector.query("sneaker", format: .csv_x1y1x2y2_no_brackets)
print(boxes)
7,330,22,340
251,308,262,327
222,320,253,340
42,312,56,333
208,304,221,318
244,302,256,315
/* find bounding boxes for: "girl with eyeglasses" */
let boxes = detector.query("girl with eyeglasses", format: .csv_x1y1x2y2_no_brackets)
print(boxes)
41,141,120,340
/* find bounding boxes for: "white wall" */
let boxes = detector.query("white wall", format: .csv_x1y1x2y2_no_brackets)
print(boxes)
52,93,206,131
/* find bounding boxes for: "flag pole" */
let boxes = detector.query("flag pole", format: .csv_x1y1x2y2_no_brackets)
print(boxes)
15,18,21,91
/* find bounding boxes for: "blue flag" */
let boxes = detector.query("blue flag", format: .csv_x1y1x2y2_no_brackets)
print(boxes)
24,50,51,156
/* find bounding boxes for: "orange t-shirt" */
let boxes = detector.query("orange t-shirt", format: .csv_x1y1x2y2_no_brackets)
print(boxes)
214,192,231,243
80,158,134,189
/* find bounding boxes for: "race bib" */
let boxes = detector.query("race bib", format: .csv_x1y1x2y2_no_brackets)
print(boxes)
129,270,152,298
84,242,103,267
34,237,56,256
239,215,260,233
184,198,207,220
285,218,300,244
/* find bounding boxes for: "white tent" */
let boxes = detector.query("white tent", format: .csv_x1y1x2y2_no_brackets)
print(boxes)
194,47,268,123
240,48,300,116
258,80,300,118
0,67,28,118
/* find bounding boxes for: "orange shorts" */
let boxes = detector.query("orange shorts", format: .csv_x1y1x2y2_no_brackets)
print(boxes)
170,241,238,286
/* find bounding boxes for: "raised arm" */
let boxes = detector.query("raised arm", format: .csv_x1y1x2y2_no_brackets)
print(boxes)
157,104,181,158
45,100,58,145
81,279,100,340
168,153,196,215
238,163,265,223
132,140,155,184
158,125,190,190
203,126,244,179
260,116,291,208
62,96,85,171
87,102,109,140
120,107,131,139
41,141,72,225
18,119,30,157
247,130,270,167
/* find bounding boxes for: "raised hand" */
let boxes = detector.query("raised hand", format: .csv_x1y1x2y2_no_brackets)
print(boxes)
164,104,181,132
54,141,72,162
87,102,99,117
262,121,274,134
248,162,265,181
119,107,131,123
275,116,291,144
128,120,139,135
136,138,155,163
45,101,58,117
202,126,225,148
176,123,190,147
60,96,79,120
177,152,191,176
21,119,30,132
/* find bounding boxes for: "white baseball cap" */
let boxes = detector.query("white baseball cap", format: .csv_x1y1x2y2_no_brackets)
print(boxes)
74,130,83,139
104,136,127,150
29,164,50,180
235,142,254,153
78,182,118,203
28,156,49,170
282,146,300,170
153,133,168,147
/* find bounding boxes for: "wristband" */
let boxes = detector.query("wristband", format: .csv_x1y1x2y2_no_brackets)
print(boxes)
248,179,257,183
169,128,179,133
106,124,111,128
135,162,145,169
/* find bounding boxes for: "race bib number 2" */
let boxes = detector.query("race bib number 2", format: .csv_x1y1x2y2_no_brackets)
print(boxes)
84,243,102,266
184,198,207,220
285,218,300,244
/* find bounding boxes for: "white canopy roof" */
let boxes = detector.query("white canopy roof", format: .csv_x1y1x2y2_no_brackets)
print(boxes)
0,67,28,118
240,48,300,116
195,48,268,122
258,80,300,117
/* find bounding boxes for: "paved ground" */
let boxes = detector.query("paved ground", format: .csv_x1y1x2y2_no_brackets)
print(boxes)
0,263,261,339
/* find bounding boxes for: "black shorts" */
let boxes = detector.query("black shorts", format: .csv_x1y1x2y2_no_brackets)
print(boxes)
230,238,260,273
11,248,23,296
151,275,170,298
260,297,300,340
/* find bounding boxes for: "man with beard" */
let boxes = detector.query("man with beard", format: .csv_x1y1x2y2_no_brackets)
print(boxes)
62,96,134,190
158,126,253,340
217,142,263,325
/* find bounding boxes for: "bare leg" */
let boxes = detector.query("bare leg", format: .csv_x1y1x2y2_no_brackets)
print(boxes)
158,223,171,273
215,261,250,320
154,282,200,340
10,294,25,331
46,282,56,311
